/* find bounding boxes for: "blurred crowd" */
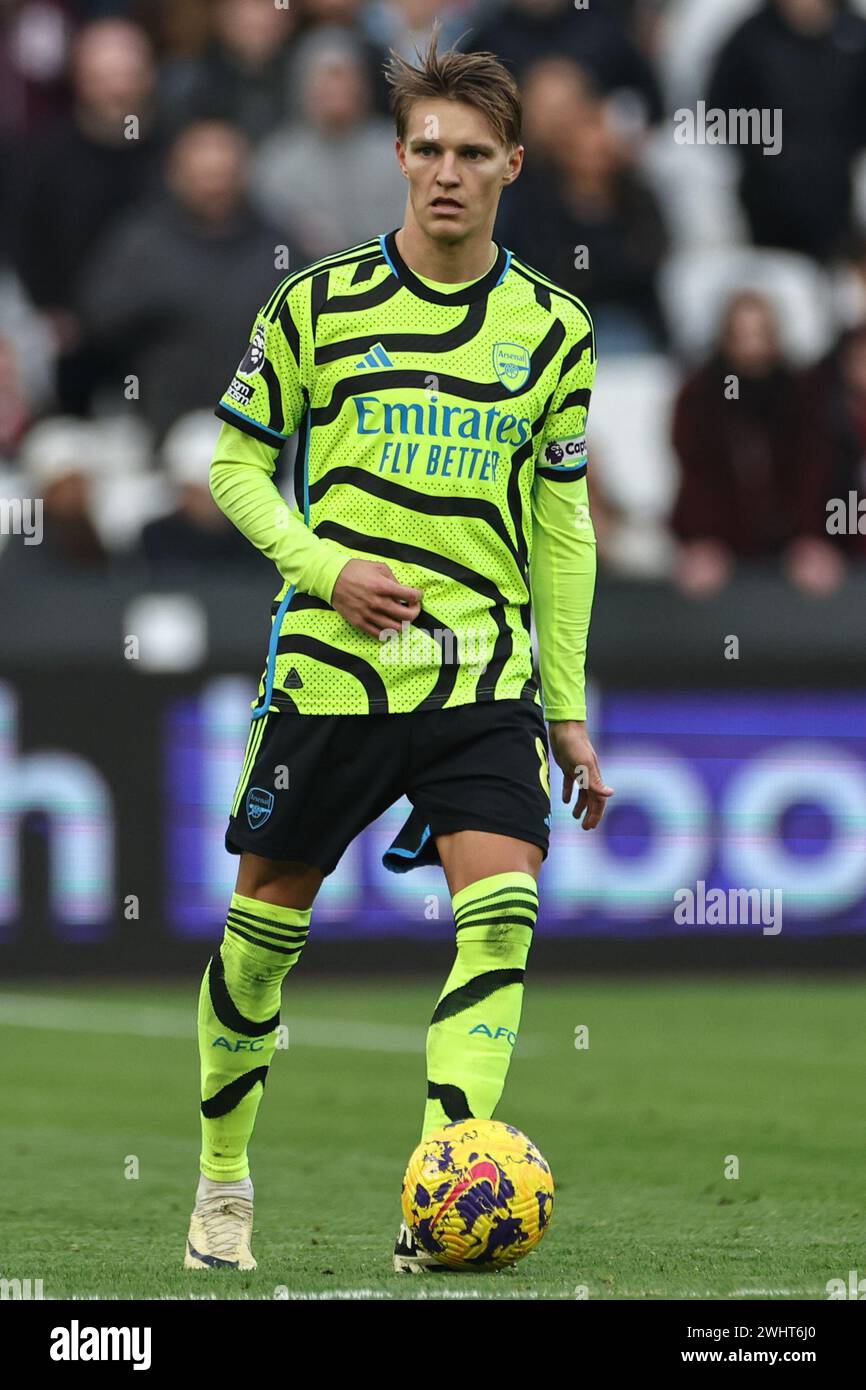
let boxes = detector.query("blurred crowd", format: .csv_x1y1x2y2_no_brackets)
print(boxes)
2,0,866,596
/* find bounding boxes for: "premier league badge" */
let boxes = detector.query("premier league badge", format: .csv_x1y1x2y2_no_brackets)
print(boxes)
237,321,266,377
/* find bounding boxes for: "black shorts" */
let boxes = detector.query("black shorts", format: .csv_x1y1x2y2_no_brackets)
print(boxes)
225,698,551,877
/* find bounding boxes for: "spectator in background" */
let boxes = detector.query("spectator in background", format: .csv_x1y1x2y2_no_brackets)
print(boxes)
77,119,292,440
707,0,866,262
497,59,668,353
468,0,663,126
159,0,300,143
785,324,866,594
362,0,470,67
253,27,405,260
297,0,395,115
142,0,212,65
513,54,599,168
0,0,73,137
671,290,800,597
141,411,270,576
0,416,109,576
491,50,594,234
13,18,163,414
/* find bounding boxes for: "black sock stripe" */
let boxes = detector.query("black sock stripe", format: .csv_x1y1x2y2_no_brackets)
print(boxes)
208,951,280,1036
227,905,311,937
201,1067,269,1119
430,968,525,1025
455,913,537,934
455,889,538,912
226,912,309,946
455,885,538,909
426,1081,474,1122
224,922,305,958
454,888,538,919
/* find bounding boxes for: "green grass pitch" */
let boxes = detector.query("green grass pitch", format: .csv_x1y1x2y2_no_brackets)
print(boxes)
1,975,862,1300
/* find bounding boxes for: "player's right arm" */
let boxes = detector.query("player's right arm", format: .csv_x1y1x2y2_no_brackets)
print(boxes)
210,423,351,601
211,287,422,627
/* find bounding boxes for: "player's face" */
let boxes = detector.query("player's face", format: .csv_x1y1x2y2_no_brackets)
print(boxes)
397,98,523,244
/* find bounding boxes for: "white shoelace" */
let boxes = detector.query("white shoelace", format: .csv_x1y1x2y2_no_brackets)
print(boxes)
195,1196,253,1259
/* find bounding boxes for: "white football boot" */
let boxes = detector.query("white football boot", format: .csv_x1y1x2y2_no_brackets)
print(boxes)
184,1179,257,1271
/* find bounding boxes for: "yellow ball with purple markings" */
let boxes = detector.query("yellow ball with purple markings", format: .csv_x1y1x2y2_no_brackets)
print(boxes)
401,1119,554,1269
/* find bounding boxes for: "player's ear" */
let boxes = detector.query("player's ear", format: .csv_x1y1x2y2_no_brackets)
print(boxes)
502,144,524,186
395,138,409,177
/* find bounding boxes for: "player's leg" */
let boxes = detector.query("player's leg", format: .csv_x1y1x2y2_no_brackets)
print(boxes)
393,830,542,1272
197,852,323,1191
394,701,550,1271
187,708,412,1270
420,830,542,1138
406,702,551,1136
406,701,550,1142
185,707,336,1270
186,853,322,1271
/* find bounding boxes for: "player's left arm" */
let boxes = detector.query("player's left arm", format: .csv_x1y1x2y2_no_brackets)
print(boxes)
530,304,613,830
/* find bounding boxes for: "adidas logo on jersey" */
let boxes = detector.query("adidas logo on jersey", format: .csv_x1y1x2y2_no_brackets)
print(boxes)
283,667,304,688
354,342,394,370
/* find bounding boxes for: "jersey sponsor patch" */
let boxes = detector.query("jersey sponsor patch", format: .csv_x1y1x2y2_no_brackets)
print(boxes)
225,376,254,406
237,321,266,377
542,434,587,468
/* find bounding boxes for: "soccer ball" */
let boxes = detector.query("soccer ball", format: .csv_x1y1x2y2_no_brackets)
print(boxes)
401,1119,554,1270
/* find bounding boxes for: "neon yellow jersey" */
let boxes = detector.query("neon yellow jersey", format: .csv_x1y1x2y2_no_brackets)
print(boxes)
215,230,596,716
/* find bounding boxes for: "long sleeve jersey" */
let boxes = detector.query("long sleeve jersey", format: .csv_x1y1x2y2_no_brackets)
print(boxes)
211,230,597,719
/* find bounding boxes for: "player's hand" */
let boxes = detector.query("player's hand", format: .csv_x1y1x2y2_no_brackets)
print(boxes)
549,720,613,831
331,558,423,638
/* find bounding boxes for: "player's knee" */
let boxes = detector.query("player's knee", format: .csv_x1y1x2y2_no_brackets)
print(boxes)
218,891,313,998
236,852,323,909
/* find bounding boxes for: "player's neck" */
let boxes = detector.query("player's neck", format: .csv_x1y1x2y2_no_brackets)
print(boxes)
394,222,498,284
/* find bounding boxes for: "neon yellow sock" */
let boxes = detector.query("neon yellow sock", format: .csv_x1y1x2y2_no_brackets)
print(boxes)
422,871,538,1138
197,892,311,1181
